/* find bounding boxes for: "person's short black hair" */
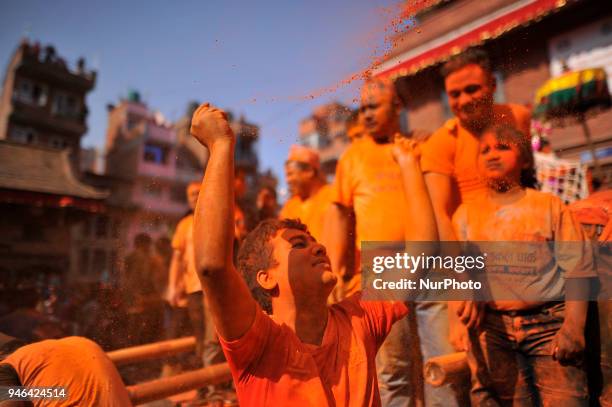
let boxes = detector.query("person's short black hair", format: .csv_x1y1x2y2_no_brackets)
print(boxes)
237,218,308,314
441,48,492,78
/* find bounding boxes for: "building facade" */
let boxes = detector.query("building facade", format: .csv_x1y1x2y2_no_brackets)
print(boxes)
374,0,612,185
104,92,204,247
0,39,96,167
0,41,112,295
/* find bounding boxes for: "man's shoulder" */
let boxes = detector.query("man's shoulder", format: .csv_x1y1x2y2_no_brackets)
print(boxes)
316,183,335,200
176,213,194,230
421,119,459,162
524,188,563,208
280,196,301,218
428,119,459,141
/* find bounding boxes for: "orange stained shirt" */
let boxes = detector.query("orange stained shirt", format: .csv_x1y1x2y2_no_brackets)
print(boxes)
452,189,595,303
3,336,132,406
280,183,334,242
333,136,410,247
172,214,201,294
220,293,408,407
420,103,531,204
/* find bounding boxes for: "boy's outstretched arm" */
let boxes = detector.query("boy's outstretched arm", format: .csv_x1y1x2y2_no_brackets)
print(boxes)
191,103,257,341
391,136,438,243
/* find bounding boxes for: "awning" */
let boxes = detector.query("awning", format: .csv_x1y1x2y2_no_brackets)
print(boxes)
374,0,572,80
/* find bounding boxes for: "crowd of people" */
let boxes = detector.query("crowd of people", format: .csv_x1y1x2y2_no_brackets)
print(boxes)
0,48,610,407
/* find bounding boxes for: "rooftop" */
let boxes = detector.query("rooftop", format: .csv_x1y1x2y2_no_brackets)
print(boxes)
0,141,108,200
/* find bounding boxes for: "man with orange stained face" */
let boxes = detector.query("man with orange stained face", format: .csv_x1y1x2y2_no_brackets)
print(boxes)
420,48,532,351
326,78,457,407
280,145,334,243
188,102,438,406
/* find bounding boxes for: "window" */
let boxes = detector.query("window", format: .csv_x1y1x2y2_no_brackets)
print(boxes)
22,223,42,241
14,79,47,106
82,218,92,238
95,215,109,238
79,249,90,274
52,92,80,118
92,250,107,275
110,250,118,282
10,126,37,144
144,183,163,197
111,219,121,239
127,116,138,130
143,143,168,164
302,132,329,149
50,137,68,149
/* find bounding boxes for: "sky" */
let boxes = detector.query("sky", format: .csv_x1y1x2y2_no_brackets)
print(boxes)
0,0,402,199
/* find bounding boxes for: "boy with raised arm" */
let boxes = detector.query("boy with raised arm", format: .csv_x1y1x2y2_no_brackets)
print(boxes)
189,103,436,406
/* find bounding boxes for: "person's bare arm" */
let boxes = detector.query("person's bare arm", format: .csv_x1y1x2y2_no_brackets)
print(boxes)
191,103,256,341
166,250,185,306
553,279,589,365
424,172,481,348
392,137,438,243
424,172,458,242
323,203,353,280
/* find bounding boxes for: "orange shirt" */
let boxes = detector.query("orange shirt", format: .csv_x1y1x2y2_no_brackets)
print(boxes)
333,136,410,247
452,189,595,302
280,184,334,242
172,214,201,294
3,337,132,406
421,103,531,204
220,293,408,406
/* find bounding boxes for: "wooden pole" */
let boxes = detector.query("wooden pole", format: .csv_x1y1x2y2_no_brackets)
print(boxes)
127,363,232,405
424,352,469,387
107,336,196,366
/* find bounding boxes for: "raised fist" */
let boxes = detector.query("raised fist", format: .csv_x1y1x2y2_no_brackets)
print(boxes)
190,103,235,149
391,133,421,166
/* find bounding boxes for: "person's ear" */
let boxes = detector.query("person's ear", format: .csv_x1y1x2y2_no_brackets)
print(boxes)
256,269,277,290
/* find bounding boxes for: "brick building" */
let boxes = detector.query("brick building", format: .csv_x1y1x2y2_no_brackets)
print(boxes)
0,41,114,292
0,142,109,291
0,39,96,167
374,0,612,184
104,92,203,246
104,93,262,246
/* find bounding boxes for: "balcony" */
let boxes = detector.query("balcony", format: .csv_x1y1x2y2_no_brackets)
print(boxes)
11,101,87,135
